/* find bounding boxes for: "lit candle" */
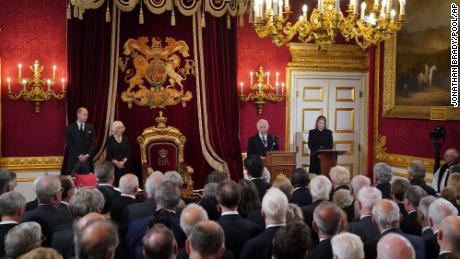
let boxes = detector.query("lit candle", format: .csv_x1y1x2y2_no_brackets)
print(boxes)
380,0,386,15
34,63,38,72
276,72,279,84
386,0,391,14
240,82,244,95
258,82,262,92
47,79,51,92
302,4,308,18
278,0,283,16
22,79,26,91
266,0,272,13
284,0,289,8
276,82,279,95
361,2,366,19
250,71,254,85
273,0,278,15
390,9,396,21
399,0,405,16
18,64,22,80
52,65,57,80
267,72,270,84
319,0,323,13
353,0,358,13
7,78,11,92
335,0,339,12
281,82,285,95
373,0,379,9
61,78,66,92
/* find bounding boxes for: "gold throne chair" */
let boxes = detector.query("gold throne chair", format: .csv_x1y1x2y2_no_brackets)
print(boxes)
137,111,194,198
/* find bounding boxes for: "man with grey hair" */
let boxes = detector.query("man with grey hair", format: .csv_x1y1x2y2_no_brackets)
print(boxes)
408,160,437,196
348,187,382,243
186,220,226,259
350,175,371,200
247,119,279,157
307,201,342,259
165,171,184,188
331,232,364,259
0,170,16,195
241,188,288,259
426,198,459,259
329,165,351,198
143,224,178,259
373,163,393,199
377,233,416,259
77,220,119,259
197,182,220,220
51,188,105,258
4,222,42,258
23,175,72,247
363,199,424,259
0,192,26,256
95,161,120,213
437,215,460,259
110,173,138,224
301,175,332,234
431,148,460,193
401,185,427,236
123,170,165,223
417,196,436,239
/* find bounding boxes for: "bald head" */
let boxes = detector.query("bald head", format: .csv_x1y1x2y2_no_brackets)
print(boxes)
187,220,225,259
256,119,269,135
372,199,400,231
145,171,165,198
119,173,139,195
313,201,342,237
444,148,460,164
76,212,106,232
78,220,119,259
143,224,178,259
180,204,208,236
438,215,460,252
377,233,415,259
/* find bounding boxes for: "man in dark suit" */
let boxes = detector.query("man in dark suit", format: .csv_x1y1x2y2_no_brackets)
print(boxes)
306,201,342,259
245,155,270,202
217,180,263,258
240,188,288,259
122,170,165,223
0,170,17,195
95,161,120,214
290,168,312,207
142,224,179,259
58,176,74,212
392,178,410,218
417,196,437,259
408,160,437,197
186,221,227,259
247,119,279,158
110,173,138,224
374,163,393,200
0,191,26,256
348,187,382,243
363,199,425,259
401,185,427,236
436,216,460,259
65,107,96,174
23,175,73,247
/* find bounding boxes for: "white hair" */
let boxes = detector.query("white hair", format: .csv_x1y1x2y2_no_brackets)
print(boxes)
110,120,125,135
358,187,382,209
262,188,288,223
164,171,184,187
372,200,400,229
145,171,164,198
428,198,459,229
417,196,436,222
331,232,364,259
309,175,332,202
351,175,371,198
373,163,393,183
34,175,61,200
180,204,209,236
408,160,426,180
119,174,139,194
256,119,269,128
377,233,415,259
332,190,354,209
329,166,350,185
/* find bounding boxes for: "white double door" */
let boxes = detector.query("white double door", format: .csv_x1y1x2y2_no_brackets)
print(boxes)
288,71,368,176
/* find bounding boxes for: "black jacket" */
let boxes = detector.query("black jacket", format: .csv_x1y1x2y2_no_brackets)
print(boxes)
348,216,380,243
65,122,96,172
251,178,271,202
51,223,74,259
122,197,156,224
247,134,279,157
363,228,425,259
240,226,281,259
291,186,313,207
0,223,17,256
401,210,422,236
376,182,393,200
307,238,333,259
307,128,333,174
422,228,439,259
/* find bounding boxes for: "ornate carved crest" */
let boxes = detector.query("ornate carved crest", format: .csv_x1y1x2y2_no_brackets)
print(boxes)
119,36,195,109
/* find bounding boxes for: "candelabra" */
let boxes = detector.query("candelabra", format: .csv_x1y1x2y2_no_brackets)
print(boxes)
239,66,285,114
252,0,406,49
6,60,66,113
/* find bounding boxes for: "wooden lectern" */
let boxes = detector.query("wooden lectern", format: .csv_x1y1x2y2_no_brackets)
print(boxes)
265,151,297,182
311,149,347,177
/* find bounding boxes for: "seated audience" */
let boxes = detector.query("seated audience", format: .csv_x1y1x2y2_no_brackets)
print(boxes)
329,165,351,199
271,177,293,200
240,188,288,259
332,189,354,222
417,196,438,259
217,180,262,258
272,221,311,259
95,161,121,213
58,176,75,212
77,220,119,259
307,201,342,259
186,220,226,259
197,183,220,220
391,178,410,217
348,187,382,243
23,175,72,247
0,170,17,195
331,232,364,259
286,203,304,224
363,199,424,259
350,175,371,200
401,185,427,236
0,191,26,256
437,216,460,259
110,173,139,224
51,188,105,259
427,198,458,259
377,233,416,259
431,148,459,193
290,168,313,207
4,222,42,258
408,160,437,196
18,247,63,259
301,175,332,230
143,224,178,259
245,155,270,202
123,171,165,223
373,163,393,199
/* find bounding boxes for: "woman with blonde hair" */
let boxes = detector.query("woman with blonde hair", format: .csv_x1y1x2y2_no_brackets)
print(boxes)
106,120,130,186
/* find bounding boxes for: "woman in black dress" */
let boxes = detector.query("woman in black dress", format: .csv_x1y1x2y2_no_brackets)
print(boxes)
308,116,333,174
106,121,130,186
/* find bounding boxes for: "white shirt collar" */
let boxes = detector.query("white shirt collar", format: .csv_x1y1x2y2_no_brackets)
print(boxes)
320,237,331,242
360,214,372,220
221,211,239,216
259,133,267,138
408,210,417,214
293,186,306,192
0,220,18,225
61,201,69,206
98,183,113,187
266,223,286,229
439,250,453,255
422,226,432,233
77,121,85,129
121,194,136,199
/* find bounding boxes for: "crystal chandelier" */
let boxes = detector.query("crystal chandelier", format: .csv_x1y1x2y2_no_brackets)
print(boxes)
252,0,406,49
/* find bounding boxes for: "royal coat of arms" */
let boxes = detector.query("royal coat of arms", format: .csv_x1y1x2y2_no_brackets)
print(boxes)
118,36,195,109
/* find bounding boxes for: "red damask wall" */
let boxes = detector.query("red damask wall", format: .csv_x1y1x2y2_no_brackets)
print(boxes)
0,0,67,156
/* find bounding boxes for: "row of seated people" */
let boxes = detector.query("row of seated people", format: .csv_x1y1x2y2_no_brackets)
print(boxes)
0,154,459,259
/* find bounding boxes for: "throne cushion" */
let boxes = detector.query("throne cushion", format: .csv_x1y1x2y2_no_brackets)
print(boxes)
146,141,179,172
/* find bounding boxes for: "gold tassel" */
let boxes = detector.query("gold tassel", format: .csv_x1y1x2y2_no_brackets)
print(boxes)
239,14,244,27
79,7,83,20
105,3,111,22
171,11,176,26
201,12,206,28
67,1,71,19
73,5,78,18
227,13,231,29
139,0,144,24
